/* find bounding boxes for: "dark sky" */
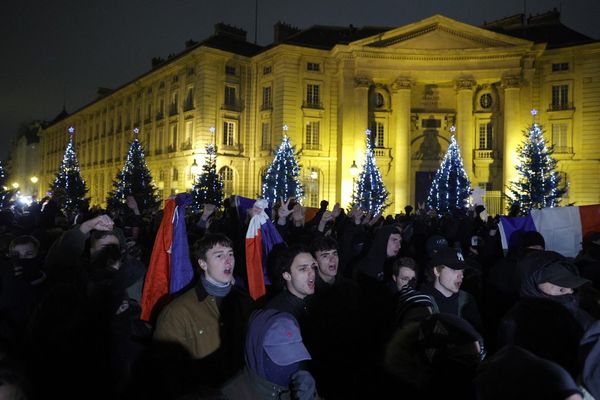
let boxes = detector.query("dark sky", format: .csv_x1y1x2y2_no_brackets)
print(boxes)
1,0,598,160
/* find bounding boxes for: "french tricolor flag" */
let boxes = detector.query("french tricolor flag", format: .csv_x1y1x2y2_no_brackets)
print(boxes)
140,193,195,321
499,205,600,258
245,199,284,300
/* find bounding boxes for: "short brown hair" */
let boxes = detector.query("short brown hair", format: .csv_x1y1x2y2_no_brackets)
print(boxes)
392,257,417,277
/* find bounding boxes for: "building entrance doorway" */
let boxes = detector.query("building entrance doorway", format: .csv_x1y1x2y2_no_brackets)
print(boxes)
415,171,435,206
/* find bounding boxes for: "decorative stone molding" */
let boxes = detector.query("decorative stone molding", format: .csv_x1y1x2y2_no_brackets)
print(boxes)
354,76,372,88
391,77,414,90
501,75,522,88
456,79,476,91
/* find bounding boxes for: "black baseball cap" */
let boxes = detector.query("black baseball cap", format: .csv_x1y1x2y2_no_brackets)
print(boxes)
431,247,468,270
540,261,590,289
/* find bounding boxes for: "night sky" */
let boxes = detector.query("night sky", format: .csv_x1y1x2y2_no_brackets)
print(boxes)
1,0,598,160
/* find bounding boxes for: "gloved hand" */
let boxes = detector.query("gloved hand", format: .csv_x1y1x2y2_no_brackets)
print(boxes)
290,370,316,400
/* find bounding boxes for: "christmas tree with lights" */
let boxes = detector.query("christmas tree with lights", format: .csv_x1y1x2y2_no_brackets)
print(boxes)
262,125,304,205
191,143,224,210
352,129,389,215
51,126,89,217
426,126,472,215
107,128,160,214
0,160,13,208
507,109,566,214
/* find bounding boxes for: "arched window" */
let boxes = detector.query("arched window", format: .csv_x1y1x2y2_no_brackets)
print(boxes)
219,166,234,198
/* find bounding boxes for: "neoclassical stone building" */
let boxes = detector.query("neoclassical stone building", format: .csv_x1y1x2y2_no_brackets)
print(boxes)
37,11,600,215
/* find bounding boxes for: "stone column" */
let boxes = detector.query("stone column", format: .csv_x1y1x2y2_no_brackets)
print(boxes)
502,75,522,210
456,79,475,179
391,77,413,213
340,75,371,207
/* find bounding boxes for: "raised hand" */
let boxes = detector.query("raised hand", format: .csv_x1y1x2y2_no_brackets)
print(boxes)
331,202,341,219
277,197,293,219
292,203,305,226
125,195,140,215
80,214,115,234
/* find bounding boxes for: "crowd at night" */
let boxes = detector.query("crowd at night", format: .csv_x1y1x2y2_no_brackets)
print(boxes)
0,193,599,399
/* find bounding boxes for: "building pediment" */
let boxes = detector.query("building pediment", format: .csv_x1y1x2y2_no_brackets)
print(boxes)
350,14,533,50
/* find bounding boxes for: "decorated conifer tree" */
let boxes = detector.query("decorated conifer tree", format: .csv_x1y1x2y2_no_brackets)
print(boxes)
191,143,224,210
107,128,160,215
262,125,304,205
352,129,389,215
507,109,566,214
50,126,89,217
0,160,13,208
426,126,472,215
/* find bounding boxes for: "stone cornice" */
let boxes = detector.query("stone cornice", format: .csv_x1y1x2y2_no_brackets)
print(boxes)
354,76,372,88
368,24,509,49
501,75,522,88
456,79,476,90
391,78,414,90
349,49,529,62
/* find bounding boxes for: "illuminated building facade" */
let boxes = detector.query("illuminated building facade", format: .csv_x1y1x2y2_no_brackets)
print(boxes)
38,11,600,214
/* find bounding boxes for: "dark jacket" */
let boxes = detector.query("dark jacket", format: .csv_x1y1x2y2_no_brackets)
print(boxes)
305,274,361,399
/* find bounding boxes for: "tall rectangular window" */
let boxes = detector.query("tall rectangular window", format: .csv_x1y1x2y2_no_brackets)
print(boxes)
157,98,164,119
478,123,493,149
157,126,164,152
170,92,178,115
262,86,272,109
184,120,193,148
224,86,236,107
184,86,194,110
552,123,569,153
261,122,271,149
306,84,320,107
305,121,320,149
223,121,235,146
373,122,385,148
170,123,178,151
551,84,569,109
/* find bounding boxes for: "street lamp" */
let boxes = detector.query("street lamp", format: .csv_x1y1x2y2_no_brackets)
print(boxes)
11,182,19,189
350,160,359,196
191,159,200,176
30,176,38,184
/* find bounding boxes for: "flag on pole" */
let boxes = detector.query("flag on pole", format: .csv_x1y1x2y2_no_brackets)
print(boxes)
245,199,284,300
140,193,194,321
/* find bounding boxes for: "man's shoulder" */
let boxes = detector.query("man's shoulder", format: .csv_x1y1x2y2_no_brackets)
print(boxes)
161,286,203,313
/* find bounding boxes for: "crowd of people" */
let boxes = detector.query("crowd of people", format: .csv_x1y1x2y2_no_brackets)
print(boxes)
1,195,600,399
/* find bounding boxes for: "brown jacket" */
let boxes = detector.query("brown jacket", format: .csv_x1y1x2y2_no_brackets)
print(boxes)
153,281,254,365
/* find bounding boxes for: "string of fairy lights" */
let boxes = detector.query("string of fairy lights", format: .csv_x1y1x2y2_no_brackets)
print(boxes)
352,128,389,215
508,109,565,212
52,126,88,213
192,142,224,209
108,127,160,212
426,125,472,214
261,124,304,205
45,109,563,216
